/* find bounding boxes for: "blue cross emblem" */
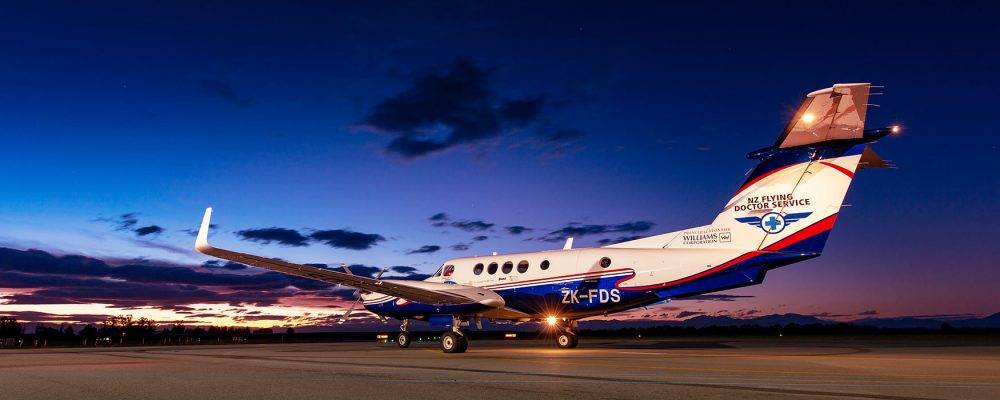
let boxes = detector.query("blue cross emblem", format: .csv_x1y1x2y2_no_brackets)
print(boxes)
759,212,786,234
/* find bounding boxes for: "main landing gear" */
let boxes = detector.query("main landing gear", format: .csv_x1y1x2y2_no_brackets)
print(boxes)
440,316,469,353
555,320,579,349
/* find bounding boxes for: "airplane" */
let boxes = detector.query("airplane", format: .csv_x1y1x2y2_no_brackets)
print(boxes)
196,82,897,353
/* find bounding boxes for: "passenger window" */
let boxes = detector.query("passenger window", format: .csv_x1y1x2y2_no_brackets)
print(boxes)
599,257,611,268
473,263,484,275
487,262,498,275
501,261,513,274
540,260,550,270
517,260,528,273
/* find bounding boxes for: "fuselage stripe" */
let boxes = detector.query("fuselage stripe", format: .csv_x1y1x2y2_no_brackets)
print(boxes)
615,213,838,291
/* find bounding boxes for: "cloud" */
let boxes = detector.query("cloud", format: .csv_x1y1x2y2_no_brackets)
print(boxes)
309,229,385,250
677,294,755,302
114,213,139,231
450,220,494,232
0,247,341,310
429,212,449,227
426,213,495,232
676,311,706,318
182,224,218,237
201,260,248,271
540,221,654,242
499,96,546,127
390,266,418,274
541,128,584,144
235,227,310,247
134,225,164,237
406,245,441,254
451,243,470,251
100,213,168,238
471,235,488,242
360,58,551,159
504,225,532,235
200,79,254,108
597,235,643,245
858,309,878,316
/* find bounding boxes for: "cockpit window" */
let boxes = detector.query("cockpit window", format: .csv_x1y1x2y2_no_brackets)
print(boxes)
443,264,455,277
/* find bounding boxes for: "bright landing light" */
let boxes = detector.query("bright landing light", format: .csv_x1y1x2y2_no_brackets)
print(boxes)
545,316,559,326
800,113,816,124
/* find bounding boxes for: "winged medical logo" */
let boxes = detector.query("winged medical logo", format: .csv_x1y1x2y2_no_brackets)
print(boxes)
735,212,812,234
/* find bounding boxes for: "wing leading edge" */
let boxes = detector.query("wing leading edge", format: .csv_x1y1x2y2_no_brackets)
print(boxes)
194,208,504,307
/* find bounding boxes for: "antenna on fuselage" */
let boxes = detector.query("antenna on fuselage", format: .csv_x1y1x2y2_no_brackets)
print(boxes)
563,237,574,250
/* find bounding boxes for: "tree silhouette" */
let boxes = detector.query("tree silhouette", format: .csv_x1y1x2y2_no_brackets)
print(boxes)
0,317,22,337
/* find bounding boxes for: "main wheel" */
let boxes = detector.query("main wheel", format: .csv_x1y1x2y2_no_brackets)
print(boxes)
397,332,410,348
556,332,578,349
440,331,468,353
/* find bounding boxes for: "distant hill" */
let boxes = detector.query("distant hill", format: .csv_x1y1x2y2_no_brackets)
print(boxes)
576,312,1000,331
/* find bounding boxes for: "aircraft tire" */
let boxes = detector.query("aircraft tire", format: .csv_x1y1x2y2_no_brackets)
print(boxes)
397,332,410,348
556,332,578,349
440,331,467,353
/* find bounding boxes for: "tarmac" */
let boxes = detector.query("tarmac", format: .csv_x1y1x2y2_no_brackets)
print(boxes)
0,337,997,400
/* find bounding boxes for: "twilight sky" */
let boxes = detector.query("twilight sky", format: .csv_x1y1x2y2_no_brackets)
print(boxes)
1,2,997,328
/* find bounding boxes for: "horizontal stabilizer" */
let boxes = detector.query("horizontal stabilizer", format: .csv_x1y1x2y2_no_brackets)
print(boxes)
859,145,893,169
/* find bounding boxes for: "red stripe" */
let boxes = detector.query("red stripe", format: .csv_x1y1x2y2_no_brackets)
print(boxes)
764,213,837,251
617,213,839,291
734,163,797,195
819,161,855,178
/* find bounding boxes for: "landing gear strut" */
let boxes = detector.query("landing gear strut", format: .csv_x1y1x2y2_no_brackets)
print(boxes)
555,320,579,349
397,319,411,348
440,316,469,353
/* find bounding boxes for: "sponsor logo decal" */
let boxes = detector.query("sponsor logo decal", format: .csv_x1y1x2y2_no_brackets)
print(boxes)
736,212,812,234
681,227,733,245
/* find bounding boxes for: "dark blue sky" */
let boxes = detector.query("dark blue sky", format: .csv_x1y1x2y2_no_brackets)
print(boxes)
1,2,997,326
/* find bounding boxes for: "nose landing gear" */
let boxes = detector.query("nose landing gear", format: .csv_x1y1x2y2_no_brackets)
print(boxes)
397,319,411,348
555,319,579,349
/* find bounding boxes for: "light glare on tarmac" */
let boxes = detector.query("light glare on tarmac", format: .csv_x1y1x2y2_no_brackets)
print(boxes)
0,338,997,400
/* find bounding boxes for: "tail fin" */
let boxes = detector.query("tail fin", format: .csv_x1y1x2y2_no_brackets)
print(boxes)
611,83,890,254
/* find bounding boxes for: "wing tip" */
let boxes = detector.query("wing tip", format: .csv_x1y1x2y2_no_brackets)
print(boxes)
195,207,213,253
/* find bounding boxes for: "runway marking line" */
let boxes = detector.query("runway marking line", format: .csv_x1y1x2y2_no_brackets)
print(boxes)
134,349,959,400
0,361,152,369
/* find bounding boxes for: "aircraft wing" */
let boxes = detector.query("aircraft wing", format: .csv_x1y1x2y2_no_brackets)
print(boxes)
194,208,505,307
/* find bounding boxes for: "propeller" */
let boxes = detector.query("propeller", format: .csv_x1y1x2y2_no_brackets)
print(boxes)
338,264,388,324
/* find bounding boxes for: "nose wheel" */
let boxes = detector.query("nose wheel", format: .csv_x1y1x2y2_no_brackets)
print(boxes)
397,319,411,348
556,331,578,348
554,319,579,349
